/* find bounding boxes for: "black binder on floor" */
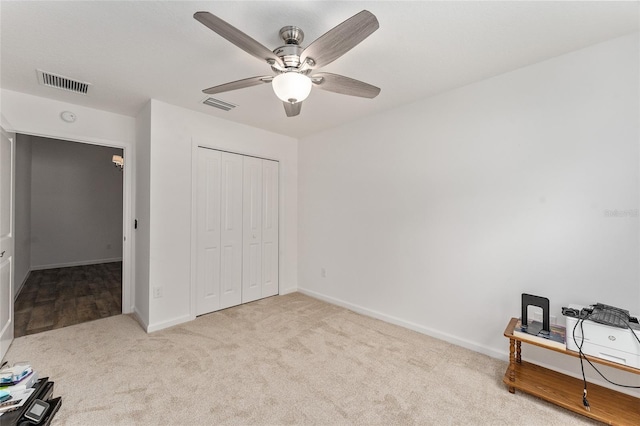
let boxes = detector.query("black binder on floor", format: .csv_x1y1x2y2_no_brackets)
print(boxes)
0,378,61,426
39,397,62,426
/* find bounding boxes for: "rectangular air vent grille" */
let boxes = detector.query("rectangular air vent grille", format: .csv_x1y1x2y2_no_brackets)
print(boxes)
202,97,237,111
37,69,91,95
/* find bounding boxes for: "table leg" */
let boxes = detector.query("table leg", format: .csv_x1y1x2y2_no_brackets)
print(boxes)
508,338,516,393
516,340,521,363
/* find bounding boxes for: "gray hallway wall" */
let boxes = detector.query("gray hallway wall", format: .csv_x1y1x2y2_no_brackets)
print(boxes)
16,136,123,274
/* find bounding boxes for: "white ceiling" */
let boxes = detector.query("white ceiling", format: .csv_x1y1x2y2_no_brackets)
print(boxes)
1,1,638,139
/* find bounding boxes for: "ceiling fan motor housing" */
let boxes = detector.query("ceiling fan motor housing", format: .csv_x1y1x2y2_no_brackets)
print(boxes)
272,44,305,71
279,26,304,44
272,26,312,72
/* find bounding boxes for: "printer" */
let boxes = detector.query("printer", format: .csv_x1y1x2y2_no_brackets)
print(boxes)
564,304,640,369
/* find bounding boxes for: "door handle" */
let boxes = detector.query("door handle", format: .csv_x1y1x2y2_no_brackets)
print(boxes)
0,251,4,258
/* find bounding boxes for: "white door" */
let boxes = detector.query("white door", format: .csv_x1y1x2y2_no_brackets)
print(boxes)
242,156,263,303
196,149,222,315
261,160,279,298
196,148,243,316
0,128,15,359
219,152,243,309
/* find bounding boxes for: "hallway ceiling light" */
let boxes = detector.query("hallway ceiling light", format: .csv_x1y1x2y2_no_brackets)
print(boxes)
112,155,124,169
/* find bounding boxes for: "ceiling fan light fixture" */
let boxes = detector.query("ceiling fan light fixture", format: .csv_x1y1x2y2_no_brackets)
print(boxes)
272,72,312,103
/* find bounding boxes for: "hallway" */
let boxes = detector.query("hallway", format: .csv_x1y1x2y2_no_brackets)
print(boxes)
14,262,122,337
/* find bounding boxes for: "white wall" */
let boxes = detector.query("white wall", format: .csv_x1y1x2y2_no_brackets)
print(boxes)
0,90,136,146
298,34,639,389
29,137,123,269
14,134,32,296
144,100,298,331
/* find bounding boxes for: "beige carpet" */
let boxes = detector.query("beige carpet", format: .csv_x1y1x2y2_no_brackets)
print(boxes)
4,293,597,425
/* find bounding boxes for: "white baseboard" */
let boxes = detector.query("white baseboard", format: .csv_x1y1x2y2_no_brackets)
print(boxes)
146,313,194,333
279,286,297,295
297,287,505,361
296,288,640,397
31,257,123,271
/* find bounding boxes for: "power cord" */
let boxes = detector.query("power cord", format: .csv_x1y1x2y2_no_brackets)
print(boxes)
573,312,591,411
572,308,640,411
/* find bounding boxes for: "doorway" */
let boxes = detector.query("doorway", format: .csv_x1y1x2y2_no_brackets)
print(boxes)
13,135,124,336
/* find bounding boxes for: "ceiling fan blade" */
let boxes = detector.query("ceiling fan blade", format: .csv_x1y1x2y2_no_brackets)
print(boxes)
202,76,273,95
300,10,379,69
194,11,284,68
311,73,380,98
283,102,302,117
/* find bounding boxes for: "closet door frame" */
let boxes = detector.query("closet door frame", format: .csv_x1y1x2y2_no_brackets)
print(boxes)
190,144,280,319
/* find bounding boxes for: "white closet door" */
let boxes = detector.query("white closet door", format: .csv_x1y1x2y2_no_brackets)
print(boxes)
242,156,263,303
196,149,222,315
261,160,279,298
197,149,279,314
219,152,243,309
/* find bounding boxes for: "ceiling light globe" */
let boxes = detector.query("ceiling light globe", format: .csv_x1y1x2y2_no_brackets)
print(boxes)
272,72,312,104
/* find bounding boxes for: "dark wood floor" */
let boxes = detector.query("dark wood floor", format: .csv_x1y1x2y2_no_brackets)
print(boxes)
14,262,122,337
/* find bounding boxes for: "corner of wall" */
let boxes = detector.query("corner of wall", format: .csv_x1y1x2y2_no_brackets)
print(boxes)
131,307,150,333
133,100,152,326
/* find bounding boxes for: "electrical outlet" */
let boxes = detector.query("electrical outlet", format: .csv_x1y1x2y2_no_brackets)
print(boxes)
321,268,326,278
153,287,163,298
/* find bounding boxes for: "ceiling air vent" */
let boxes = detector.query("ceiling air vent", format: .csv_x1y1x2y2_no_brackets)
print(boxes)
202,97,237,111
37,69,91,95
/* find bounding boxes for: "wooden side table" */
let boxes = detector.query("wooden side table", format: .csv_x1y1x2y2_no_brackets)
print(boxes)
503,317,640,425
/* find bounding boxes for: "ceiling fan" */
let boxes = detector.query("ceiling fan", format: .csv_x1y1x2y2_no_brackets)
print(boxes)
194,10,381,117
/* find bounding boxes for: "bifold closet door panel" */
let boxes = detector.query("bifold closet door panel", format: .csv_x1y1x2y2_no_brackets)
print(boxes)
219,152,243,310
242,156,263,303
196,148,222,315
262,160,279,298
196,148,243,315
